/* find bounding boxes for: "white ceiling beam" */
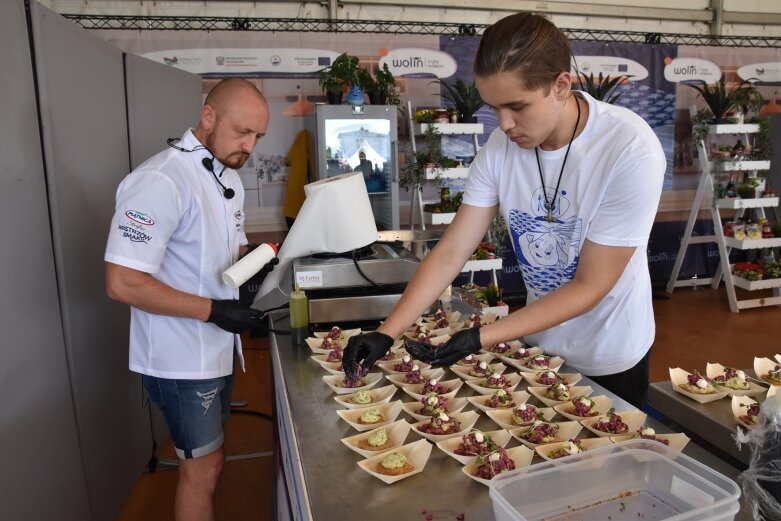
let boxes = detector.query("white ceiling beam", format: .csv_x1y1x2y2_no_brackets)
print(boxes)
339,0,714,22
722,11,781,24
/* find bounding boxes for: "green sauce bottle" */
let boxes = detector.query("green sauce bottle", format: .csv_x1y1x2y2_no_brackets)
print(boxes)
289,284,309,345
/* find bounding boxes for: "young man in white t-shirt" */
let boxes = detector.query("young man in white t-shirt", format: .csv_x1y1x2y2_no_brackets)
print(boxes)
343,13,664,409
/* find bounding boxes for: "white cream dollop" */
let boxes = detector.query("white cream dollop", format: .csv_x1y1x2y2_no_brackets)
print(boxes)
566,441,581,454
474,431,484,443
464,355,473,361
478,361,488,370
412,364,419,371
402,354,411,363
427,396,438,406
438,413,449,422
489,452,500,462
696,378,708,389
641,427,656,436
429,379,438,385
736,370,746,381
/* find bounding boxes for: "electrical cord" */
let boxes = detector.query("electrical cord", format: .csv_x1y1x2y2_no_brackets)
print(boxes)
352,248,381,288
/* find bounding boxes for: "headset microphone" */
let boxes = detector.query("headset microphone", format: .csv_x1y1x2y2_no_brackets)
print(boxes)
201,157,235,200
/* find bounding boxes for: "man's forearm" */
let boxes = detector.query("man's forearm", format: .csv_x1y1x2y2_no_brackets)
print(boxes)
377,205,496,339
377,244,466,339
106,262,212,321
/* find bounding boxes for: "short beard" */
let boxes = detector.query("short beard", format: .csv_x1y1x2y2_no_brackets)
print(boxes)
204,129,248,169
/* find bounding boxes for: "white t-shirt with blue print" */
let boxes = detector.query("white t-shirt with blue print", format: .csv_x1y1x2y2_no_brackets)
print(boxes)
464,92,665,376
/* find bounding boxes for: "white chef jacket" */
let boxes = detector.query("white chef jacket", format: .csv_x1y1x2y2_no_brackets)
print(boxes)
105,129,248,379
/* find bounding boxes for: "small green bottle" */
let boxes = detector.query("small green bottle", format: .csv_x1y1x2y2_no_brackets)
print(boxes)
289,284,309,345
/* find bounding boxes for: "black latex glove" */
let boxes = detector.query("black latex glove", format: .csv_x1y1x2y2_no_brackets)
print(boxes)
426,328,482,367
342,332,394,381
261,257,279,273
207,299,263,334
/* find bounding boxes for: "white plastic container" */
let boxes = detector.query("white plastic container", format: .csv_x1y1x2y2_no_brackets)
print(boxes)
489,439,740,521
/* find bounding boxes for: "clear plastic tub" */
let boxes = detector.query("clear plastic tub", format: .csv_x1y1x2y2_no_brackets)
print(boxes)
489,439,740,521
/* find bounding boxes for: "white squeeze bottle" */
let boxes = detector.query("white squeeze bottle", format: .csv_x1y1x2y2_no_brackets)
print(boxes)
222,242,279,289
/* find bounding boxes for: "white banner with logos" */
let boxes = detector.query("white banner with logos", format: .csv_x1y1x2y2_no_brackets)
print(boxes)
572,55,648,81
141,48,341,75
737,62,781,83
663,57,721,83
380,48,457,78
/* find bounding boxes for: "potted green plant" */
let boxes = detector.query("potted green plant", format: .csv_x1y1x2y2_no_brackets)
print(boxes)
732,80,763,122
433,78,484,123
690,108,714,147
319,53,361,104
683,78,762,123
400,123,447,192
357,64,399,105
576,72,632,104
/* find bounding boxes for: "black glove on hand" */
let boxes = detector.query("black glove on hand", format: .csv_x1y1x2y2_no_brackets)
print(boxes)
261,257,280,274
207,299,263,334
342,332,394,381
427,327,482,367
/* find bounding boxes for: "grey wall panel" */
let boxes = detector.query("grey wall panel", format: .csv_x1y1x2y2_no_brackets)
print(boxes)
30,3,151,519
125,52,203,170
0,1,91,519
123,52,203,445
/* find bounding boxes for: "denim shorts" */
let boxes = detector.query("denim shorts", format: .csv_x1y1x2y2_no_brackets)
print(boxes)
143,373,235,459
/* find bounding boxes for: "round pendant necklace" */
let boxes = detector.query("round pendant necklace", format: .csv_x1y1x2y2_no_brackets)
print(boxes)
535,95,582,222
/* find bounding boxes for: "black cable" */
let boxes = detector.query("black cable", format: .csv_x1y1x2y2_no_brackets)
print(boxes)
351,248,381,288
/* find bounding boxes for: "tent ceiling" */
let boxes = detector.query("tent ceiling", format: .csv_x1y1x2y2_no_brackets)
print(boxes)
39,0,781,37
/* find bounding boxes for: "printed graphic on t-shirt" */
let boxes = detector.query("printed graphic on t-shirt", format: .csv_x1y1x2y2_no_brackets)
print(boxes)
509,187,582,296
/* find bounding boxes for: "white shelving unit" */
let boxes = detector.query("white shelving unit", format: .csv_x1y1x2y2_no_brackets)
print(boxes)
666,114,780,312
462,257,503,287
407,101,483,231
405,102,500,285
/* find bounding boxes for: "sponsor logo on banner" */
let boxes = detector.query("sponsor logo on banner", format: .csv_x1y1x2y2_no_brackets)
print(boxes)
143,48,341,74
663,58,721,83
380,48,457,78
125,210,154,226
737,62,781,83
572,56,648,81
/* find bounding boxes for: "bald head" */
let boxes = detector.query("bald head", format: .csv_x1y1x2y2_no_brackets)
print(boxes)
203,78,267,115
194,78,270,169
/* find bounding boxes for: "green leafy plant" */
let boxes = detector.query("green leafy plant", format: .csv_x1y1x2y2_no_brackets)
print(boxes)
318,53,360,94
683,78,761,121
483,283,502,307
432,78,484,122
748,115,773,160
577,72,632,104
358,64,399,105
690,108,714,147
375,63,399,105
487,214,508,253
400,123,448,191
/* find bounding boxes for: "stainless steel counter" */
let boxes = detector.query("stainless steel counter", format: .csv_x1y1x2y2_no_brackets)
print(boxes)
647,380,763,466
270,315,751,521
